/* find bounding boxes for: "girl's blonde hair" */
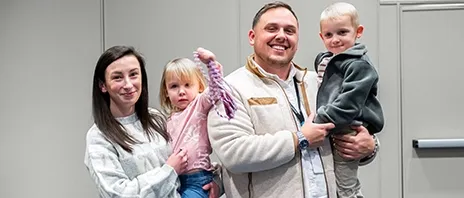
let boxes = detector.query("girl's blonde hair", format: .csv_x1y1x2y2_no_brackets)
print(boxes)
320,2,359,29
159,57,207,114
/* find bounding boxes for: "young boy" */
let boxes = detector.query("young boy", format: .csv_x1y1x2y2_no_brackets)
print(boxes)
313,2,384,198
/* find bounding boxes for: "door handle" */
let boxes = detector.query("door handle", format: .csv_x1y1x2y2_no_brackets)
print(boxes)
412,138,464,149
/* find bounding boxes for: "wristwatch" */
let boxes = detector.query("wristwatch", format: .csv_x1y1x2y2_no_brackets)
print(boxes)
360,134,380,165
367,134,380,158
296,131,309,150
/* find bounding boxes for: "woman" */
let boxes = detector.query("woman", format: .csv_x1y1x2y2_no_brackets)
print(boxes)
84,45,219,198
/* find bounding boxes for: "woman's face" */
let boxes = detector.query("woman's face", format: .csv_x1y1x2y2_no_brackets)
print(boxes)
101,55,142,116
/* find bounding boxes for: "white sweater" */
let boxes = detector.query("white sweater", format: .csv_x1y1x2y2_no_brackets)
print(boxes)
84,112,181,198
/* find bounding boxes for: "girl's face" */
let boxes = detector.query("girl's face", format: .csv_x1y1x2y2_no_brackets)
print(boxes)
101,55,142,116
165,74,201,112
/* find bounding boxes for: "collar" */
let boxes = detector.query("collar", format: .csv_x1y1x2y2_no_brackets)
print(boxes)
245,54,312,116
245,54,308,83
250,58,297,86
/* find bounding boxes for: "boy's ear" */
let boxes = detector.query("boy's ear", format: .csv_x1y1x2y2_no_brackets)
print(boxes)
319,32,324,40
356,25,364,38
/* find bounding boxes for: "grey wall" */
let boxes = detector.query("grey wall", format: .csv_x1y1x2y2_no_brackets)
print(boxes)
0,0,102,197
2,0,460,198
381,0,462,2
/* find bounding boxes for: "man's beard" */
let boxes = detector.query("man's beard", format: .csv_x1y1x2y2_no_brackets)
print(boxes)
264,53,293,68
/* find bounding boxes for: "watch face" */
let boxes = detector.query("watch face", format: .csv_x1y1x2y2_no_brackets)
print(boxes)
299,140,309,149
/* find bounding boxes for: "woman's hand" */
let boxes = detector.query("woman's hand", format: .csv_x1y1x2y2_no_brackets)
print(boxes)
166,149,188,175
332,125,375,160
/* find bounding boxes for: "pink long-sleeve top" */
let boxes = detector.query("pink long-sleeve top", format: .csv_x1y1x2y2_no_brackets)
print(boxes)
167,93,214,172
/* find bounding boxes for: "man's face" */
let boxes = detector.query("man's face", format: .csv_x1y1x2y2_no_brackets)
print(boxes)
249,7,299,68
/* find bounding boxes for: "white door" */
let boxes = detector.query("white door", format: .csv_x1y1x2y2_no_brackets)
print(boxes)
400,3,464,198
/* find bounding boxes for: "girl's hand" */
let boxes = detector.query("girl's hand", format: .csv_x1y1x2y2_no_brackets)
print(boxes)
166,149,188,174
196,47,216,64
196,47,223,75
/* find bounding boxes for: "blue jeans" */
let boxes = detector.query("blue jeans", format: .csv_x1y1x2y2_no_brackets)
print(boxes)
178,170,213,198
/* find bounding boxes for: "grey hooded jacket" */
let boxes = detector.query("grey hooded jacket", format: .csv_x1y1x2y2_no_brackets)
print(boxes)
313,43,384,134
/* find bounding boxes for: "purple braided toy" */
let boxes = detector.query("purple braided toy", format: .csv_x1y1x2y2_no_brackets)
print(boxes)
193,52,237,120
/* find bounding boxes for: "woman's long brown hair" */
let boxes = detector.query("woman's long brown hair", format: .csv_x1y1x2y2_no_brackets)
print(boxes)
91,45,168,152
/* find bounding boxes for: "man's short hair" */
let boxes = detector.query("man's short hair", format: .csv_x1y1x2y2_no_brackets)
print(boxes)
252,1,298,29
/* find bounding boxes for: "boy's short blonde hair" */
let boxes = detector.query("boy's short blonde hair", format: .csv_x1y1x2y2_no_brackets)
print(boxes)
320,2,359,29
159,57,207,114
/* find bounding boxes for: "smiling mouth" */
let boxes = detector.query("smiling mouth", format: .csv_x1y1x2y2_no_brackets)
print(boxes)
122,92,135,96
269,44,288,51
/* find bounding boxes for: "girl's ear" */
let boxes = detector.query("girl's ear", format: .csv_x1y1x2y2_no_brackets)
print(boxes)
199,82,206,93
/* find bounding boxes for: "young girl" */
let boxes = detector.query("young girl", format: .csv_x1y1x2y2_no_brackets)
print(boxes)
159,48,224,198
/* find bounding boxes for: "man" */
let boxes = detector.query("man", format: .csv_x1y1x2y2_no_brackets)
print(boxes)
207,1,378,197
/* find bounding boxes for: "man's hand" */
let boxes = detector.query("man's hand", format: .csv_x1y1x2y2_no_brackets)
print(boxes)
202,181,220,198
301,113,334,148
332,125,375,160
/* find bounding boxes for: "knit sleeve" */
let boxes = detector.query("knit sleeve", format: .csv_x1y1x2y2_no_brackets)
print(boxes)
198,62,226,113
84,128,180,198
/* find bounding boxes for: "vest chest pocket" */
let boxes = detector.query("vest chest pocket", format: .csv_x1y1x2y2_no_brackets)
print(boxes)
247,97,286,135
248,97,277,106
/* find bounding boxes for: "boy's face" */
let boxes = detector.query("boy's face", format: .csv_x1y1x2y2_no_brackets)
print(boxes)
319,15,363,55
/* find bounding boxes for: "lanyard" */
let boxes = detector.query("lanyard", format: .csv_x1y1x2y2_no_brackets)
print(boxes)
291,76,305,125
